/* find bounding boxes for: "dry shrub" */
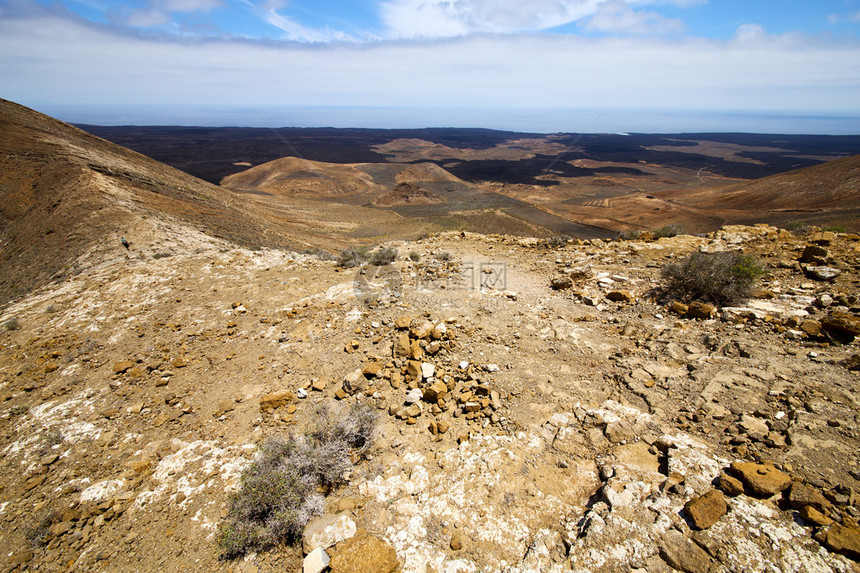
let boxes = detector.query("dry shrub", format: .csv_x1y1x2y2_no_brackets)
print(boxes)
662,251,764,307
217,403,377,559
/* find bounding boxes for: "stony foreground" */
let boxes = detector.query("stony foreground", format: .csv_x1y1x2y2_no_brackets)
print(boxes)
0,224,859,572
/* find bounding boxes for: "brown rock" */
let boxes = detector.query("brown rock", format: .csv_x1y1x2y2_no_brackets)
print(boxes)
328,528,399,573
259,391,295,412
311,379,326,392
409,319,434,339
716,472,744,496
215,399,235,415
44,362,59,373
450,532,464,551
393,332,411,357
363,361,384,378
172,356,189,368
686,301,717,319
395,316,412,329
7,551,34,566
406,360,422,381
343,369,368,395
684,489,728,530
409,339,423,360
800,320,822,337
658,529,713,573
786,482,829,512
800,244,829,263
337,497,358,512
821,311,860,340
816,522,860,560
551,276,573,290
423,380,448,403
800,505,833,526
840,354,860,371
113,361,134,374
606,290,635,303
669,301,689,315
810,231,836,246
730,461,791,497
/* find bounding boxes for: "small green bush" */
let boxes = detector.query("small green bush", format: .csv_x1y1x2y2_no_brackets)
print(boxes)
821,224,846,233
4,317,20,331
408,251,421,262
662,251,764,307
336,246,370,268
782,220,809,234
434,251,452,262
217,404,377,560
369,247,398,266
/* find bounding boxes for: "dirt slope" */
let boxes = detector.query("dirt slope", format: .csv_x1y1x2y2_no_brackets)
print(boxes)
0,99,298,307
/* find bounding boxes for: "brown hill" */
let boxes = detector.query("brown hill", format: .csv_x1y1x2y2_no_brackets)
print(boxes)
220,157,379,197
650,153,860,228
372,182,446,207
0,99,296,306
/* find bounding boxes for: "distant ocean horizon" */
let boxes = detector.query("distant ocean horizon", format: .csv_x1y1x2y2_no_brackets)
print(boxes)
31,103,860,135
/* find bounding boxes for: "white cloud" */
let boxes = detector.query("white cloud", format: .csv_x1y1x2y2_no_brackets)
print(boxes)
583,0,684,35
264,9,353,42
850,10,860,23
117,0,223,29
380,0,604,38
733,23,766,43
379,0,700,38
1,8,858,120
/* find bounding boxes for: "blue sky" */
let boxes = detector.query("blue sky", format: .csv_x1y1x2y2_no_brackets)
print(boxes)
1,0,860,132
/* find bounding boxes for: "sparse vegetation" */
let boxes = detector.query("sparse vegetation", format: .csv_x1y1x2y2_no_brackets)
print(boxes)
217,404,377,559
369,246,398,266
152,251,173,259
336,246,371,268
821,224,846,233
616,229,643,241
25,513,55,548
434,251,452,262
408,251,421,262
652,224,684,239
662,250,765,307
301,247,334,261
9,404,28,416
782,220,809,234
545,236,568,249
4,317,20,331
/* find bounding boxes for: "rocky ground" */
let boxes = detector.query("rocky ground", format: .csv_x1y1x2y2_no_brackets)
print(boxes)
0,224,859,572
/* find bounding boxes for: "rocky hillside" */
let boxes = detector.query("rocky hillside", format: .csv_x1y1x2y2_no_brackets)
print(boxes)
0,222,859,572
0,98,303,307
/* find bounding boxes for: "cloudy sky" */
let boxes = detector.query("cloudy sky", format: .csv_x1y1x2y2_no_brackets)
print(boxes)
1,0,860,132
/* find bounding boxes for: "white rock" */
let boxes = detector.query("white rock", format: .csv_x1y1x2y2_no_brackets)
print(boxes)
421,362,436,379
303,547,330,573
405,388,423,404
483,364,500,372
296,388,308,399
302,513,356,554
